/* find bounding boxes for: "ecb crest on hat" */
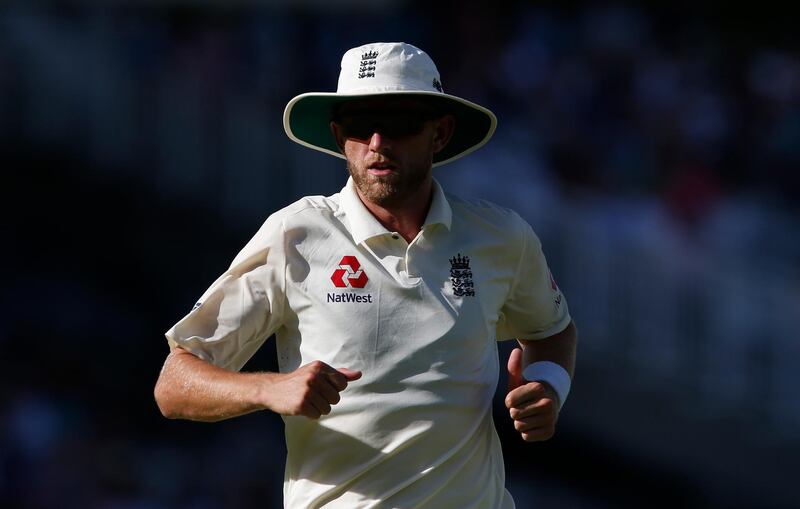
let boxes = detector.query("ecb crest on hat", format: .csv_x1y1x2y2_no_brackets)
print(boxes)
358,51,378,79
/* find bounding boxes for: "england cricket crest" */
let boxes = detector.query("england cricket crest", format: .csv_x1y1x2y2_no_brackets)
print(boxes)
449,253,475,297
358,50,378,79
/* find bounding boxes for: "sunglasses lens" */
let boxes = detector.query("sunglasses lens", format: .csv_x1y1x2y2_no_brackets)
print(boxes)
339,110,436,140
341,117,377,139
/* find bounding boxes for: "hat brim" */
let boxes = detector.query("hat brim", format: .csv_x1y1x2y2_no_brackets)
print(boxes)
283,91,497,167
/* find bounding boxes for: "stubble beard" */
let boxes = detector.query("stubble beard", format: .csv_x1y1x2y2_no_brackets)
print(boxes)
347,156,432,209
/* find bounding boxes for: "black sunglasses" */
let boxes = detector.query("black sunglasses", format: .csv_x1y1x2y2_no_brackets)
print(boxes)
335,108,441,140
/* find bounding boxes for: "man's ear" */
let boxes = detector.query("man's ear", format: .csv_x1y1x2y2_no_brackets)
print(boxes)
432,115,455,154
330,121,346,153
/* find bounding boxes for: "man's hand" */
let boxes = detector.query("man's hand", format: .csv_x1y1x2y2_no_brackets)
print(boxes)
505,347,559,442
264,361,362,419
154,348,362,422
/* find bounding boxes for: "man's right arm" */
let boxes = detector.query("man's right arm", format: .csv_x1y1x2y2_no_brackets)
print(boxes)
154,346,362,422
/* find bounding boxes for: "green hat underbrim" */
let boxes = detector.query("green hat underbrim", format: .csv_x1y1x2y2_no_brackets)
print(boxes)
283,91,497,167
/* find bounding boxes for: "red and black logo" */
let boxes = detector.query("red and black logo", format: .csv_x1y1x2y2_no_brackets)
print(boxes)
549,269,562,307
331,256,368,288
549,269,559,291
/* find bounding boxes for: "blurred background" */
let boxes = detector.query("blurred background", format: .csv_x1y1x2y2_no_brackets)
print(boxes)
2,0,799,508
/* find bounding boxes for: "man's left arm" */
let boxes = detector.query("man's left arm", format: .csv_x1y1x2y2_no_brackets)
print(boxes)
505,320,577,442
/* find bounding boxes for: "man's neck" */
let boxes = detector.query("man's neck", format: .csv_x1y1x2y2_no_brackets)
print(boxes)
356,179,434,243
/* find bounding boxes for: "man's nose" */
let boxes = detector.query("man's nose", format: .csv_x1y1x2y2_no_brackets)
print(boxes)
368,131,390,152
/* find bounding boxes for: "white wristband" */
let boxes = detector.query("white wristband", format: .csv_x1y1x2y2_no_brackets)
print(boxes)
522,361,571,410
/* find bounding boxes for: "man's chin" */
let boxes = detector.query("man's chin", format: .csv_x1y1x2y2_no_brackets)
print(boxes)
349,167,421,207
361,186,402,206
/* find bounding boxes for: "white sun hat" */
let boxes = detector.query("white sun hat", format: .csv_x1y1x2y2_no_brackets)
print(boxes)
283,42,497,167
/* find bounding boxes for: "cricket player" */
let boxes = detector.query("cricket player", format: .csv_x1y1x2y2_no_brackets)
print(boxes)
155,42,577,508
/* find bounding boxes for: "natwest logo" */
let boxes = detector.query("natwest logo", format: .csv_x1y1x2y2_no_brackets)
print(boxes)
331,256,368,288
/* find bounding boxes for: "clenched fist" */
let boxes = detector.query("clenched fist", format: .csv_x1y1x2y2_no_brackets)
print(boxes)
265,361,362,419
505,348,559,442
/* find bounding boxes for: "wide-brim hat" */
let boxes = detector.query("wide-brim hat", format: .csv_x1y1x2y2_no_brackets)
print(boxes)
283,42,497,167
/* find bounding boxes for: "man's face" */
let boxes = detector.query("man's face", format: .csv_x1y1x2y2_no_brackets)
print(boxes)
330,97,453,208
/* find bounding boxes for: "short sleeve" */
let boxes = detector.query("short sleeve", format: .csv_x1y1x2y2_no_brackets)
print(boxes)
165,213,287,372
495,217,570,341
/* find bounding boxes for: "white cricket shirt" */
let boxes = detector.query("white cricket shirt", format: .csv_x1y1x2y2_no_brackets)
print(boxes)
166,177,570,508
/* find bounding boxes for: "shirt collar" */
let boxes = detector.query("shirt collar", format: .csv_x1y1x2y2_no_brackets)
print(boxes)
339,176,452,245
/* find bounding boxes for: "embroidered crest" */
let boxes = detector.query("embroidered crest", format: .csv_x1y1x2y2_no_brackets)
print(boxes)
449,253,475,297
432,77,443,92
359,50,378,79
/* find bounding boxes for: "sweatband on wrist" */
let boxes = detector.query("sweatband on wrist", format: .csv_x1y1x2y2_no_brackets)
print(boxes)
522,361,571,410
